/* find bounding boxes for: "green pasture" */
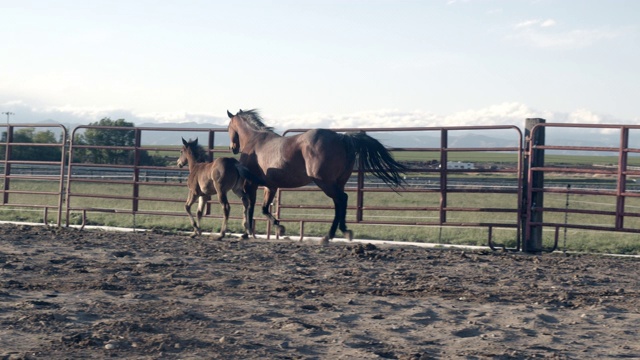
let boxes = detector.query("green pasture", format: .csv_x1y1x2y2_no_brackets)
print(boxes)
144,146,640,168
394,150,640,167
2,174,640,255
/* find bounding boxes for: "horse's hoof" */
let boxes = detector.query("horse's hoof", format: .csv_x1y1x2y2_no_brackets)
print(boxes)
344,230,353,241
211,234,223,241
276,224,286,236
241,233,249,240
320,236,330,246
189,233,198,238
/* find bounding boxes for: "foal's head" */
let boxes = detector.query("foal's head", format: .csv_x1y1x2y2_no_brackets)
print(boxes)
177,137,199,168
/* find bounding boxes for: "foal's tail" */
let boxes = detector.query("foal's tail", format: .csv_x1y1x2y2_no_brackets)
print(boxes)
235,163,266,186
345,132,407,188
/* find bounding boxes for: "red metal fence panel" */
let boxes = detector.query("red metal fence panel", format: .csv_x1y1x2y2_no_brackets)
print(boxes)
524,123,640,252
0,123,67,226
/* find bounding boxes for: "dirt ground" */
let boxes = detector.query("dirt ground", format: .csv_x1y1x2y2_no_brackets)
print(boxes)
1,224,639,360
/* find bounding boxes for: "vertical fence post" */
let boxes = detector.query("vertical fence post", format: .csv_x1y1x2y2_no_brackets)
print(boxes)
439,129,448,224
615,127,629,229
356,145,365,222
3,125,13,204
523,118,545,253
132,129,141,213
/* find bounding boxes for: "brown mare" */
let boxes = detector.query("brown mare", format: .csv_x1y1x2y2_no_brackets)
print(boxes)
177,137,261,239
227,109,407,244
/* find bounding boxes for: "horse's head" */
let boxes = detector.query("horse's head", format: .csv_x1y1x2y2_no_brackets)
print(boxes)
177,137,197,168
227,110,240,154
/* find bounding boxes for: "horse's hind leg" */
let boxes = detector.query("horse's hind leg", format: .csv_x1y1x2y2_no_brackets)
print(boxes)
262,187,285,237
234,188,255,239
195,195,207,236
212,192,230,240
325,191,351,245
337,192,352,241
314,182,352,245
239,184,258,239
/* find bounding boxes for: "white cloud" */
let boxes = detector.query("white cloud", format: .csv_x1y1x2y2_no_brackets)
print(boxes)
508,20,626,49
540,19,556,28
515,19,556,29
515,19,543,29
444,102,538,126
447,0,471,4
274,103,547,131
1,100,633,136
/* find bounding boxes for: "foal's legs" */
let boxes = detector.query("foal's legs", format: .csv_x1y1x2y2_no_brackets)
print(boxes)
212,191,230,240
262,187,285,236
184,191,202,237
195,195,208,236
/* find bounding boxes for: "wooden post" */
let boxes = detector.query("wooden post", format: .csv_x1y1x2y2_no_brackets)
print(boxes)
615,127,629,229
523,118,545,253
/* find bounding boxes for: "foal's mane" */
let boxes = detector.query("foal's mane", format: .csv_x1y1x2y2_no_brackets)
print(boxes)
185,139,208,163
236,109,274,132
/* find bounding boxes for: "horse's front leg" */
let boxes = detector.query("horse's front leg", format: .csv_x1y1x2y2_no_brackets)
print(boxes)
262,187,285,237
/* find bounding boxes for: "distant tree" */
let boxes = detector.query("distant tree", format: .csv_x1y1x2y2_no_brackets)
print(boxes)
72,118,168,166
0,128,62,161
74,118,136,165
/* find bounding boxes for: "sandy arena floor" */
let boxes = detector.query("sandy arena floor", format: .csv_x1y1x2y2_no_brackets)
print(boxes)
1,224,639,359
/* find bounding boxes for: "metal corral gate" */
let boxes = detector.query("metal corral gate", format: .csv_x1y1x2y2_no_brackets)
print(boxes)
1,124,67,226
524,120,640,252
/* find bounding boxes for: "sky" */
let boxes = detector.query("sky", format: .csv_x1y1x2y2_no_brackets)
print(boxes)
1,0,639,130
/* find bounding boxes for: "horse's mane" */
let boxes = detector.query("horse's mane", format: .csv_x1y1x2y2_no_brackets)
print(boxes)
185,139,208,162
236,109,274,132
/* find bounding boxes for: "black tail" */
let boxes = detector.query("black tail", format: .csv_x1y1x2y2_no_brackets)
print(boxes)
235,163,266,186
345,132,407,188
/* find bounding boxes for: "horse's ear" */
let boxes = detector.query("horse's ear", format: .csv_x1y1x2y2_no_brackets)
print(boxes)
227,110,234,118
182,137,187,145
193,138,198,146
